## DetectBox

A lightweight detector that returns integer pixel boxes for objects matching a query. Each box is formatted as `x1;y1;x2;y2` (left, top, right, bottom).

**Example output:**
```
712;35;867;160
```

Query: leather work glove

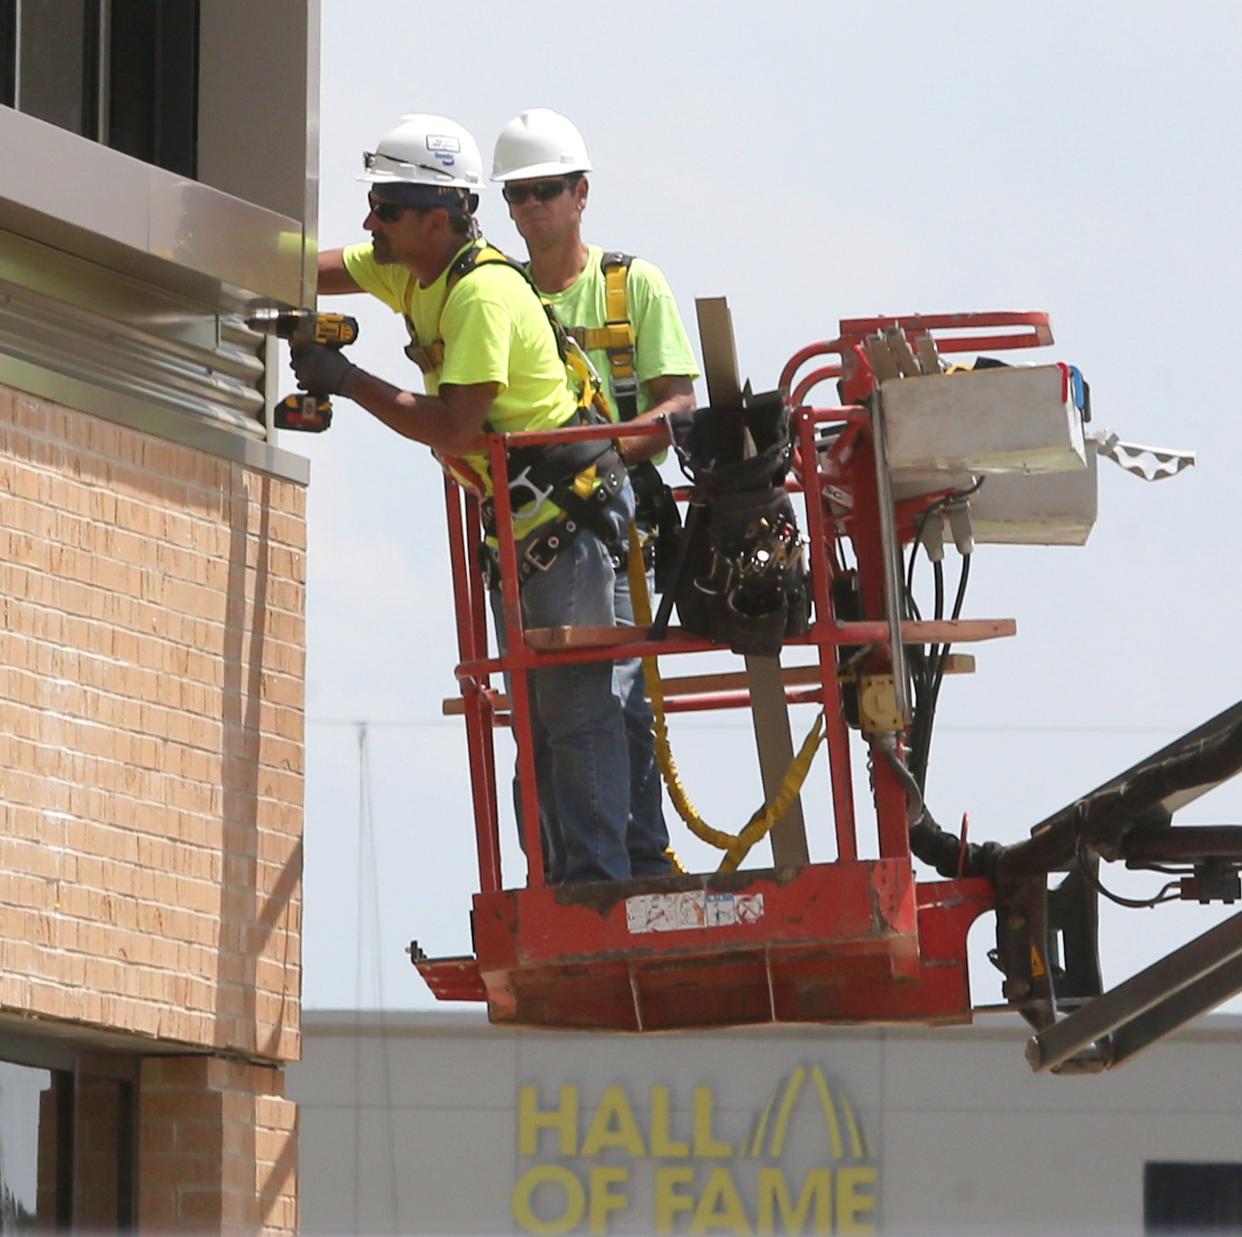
290;342;360;396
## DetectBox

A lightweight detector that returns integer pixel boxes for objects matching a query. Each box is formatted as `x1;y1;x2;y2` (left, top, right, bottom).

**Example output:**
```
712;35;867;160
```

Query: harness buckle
521;528;562;575
608;347;637;377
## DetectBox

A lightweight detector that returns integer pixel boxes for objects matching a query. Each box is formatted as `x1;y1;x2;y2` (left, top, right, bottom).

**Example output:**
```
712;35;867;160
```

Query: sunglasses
369;200;419;223
501;177;575;205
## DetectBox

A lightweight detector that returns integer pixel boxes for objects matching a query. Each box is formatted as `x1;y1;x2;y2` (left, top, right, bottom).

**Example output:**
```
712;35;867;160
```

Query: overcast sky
298;0;1242;1016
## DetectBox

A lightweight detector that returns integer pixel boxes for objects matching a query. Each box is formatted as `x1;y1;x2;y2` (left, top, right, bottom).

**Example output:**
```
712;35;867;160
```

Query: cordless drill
247;308;360;432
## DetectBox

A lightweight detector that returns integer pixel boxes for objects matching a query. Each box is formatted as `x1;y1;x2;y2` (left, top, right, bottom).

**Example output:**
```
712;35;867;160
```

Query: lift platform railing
431;405;1000;1027
442;309;1059;900
443;398;1019;895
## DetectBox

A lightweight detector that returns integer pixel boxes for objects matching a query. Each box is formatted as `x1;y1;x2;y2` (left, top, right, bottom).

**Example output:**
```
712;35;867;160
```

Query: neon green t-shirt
537;245;700;421
342;238;582;535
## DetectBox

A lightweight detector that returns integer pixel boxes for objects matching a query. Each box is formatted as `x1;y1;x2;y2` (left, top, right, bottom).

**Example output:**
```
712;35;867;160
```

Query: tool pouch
664;392;809;656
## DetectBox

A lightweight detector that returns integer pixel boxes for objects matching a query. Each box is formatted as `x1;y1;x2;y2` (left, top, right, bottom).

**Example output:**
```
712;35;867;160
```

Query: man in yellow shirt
294;112;637;884
492;109;700;880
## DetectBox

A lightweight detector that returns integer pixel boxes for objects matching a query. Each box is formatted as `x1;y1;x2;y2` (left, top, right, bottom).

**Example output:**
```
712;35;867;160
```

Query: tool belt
480;450;628;588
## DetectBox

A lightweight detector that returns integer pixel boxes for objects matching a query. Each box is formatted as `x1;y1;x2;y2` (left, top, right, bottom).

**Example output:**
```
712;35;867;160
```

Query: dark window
107;0;198;177
1146;1162;1242;1233
0;0;15;108
1;0;197;176
13;0;96;137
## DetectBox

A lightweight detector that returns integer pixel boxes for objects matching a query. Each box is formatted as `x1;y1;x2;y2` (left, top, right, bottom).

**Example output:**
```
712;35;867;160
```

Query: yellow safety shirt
343;238;582;538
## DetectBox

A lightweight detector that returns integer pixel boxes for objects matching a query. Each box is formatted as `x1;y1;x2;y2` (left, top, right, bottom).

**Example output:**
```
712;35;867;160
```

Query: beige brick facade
139;1057;297;1233
0;381;305;1231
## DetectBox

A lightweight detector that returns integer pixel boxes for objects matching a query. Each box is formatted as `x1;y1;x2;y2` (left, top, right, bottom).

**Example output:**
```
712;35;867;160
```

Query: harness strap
601;252;638;421
402;243;570;372
565;323;635;353
405;243;621;537
402;245;508;374
405;243;606;419
560;252;639;421
505;406;613;496
547;456;627;552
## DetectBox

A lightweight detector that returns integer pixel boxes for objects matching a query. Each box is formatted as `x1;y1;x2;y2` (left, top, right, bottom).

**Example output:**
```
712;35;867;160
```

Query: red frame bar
444;478;502;893
837;310;1053;355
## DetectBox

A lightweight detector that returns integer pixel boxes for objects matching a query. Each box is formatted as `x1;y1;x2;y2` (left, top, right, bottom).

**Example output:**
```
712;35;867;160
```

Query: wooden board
444;655;978;716
522;618;1015;650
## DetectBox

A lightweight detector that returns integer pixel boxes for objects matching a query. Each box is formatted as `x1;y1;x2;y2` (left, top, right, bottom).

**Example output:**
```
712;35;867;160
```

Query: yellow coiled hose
626;523;824;873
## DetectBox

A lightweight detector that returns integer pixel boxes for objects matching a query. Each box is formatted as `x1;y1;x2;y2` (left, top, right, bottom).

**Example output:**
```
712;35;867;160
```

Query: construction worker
296;112;638;884
492;108;699;880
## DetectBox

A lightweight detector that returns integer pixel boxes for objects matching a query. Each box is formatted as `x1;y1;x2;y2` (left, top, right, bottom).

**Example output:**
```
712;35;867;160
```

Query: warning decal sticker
625;891;765;934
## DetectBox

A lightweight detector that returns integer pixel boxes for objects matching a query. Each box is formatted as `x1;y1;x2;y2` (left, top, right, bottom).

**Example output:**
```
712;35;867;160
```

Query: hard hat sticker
625;891;765;934
426;134;461;153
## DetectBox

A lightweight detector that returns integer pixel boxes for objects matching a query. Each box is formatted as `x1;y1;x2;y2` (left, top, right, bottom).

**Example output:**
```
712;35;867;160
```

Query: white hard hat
491;109;593;182
360;113;484;191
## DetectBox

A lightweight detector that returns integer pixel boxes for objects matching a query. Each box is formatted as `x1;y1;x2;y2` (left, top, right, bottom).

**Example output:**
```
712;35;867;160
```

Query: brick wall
0;383;305;1062
139;1056;297;1234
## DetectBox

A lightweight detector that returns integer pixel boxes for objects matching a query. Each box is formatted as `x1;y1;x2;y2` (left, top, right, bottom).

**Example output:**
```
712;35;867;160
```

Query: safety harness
402;242;600;411
401;243;627;584
557;251;683;588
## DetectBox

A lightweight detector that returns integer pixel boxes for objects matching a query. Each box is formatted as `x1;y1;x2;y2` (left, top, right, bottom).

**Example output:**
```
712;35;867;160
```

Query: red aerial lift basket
415;310;1053;1031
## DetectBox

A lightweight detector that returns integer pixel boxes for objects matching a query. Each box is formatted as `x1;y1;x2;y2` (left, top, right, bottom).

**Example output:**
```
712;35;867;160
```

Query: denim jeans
492;484;636;884
611;536;673;877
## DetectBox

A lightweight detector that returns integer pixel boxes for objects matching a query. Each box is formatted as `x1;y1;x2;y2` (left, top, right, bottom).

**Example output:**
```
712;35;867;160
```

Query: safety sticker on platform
625;891;765;934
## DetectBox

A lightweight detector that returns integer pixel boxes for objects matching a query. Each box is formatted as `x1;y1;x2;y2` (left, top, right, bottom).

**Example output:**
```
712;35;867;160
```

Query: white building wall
291;1011;1242;1236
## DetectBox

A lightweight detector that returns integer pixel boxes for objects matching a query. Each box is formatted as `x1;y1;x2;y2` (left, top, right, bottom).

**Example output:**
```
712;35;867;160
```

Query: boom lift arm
994;700;1242;1072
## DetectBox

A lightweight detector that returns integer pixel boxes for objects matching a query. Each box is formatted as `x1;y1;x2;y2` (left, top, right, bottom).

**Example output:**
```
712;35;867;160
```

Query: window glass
0;1060;57;1229
107;0;198;176
15;0;95;136
0;0;15;108
0;1059;135;1231
1;0;197;176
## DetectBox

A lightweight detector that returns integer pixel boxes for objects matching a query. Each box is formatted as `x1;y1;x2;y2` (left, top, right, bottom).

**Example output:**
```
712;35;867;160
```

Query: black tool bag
663;391;810;656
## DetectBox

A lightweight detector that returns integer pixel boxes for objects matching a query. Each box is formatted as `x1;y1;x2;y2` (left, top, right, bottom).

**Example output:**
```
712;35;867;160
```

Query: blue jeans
611;539;673;877
492;486;636;884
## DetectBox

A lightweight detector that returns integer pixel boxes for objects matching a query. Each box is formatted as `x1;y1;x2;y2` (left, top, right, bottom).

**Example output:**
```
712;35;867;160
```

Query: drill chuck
246;308;359;347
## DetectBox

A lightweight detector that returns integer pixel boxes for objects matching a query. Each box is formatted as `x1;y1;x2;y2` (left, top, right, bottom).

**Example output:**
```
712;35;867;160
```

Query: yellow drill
247;309;360;432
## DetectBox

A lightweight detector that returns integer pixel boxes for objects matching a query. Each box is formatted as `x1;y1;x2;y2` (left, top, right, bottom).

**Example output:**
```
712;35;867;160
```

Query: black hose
876;740;1002;881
